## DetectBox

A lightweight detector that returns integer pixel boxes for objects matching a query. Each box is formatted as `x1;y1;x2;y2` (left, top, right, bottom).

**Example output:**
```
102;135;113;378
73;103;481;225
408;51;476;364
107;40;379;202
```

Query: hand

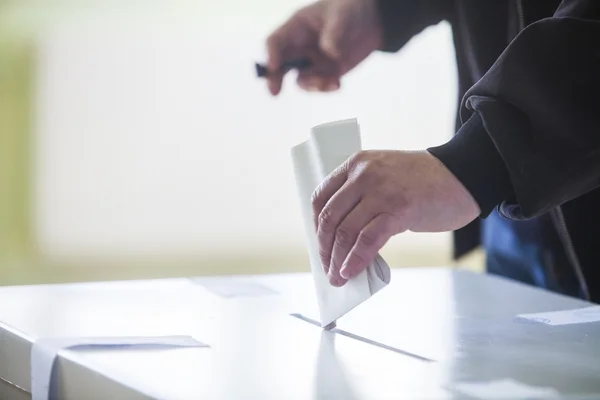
311;150;480;286
265;0;383;95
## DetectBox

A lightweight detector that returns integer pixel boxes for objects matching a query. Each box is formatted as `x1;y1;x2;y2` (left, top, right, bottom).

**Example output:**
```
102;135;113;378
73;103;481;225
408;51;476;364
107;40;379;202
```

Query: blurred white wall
3;0;459;278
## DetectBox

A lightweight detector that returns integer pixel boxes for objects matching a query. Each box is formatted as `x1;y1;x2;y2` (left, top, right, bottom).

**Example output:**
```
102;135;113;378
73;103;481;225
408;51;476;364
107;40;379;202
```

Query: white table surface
0;267;599;399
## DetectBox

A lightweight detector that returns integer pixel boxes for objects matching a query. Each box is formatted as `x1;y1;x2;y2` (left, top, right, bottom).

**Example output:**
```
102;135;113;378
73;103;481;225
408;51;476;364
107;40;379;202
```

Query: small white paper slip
290;118;391;328
450;378;560;399
31;335;207;400
516;305;600;326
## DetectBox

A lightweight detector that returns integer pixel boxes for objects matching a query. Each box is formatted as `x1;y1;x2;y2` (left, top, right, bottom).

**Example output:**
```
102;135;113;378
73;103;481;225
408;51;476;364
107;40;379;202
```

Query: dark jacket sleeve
375;0;452;52
427;0;600;220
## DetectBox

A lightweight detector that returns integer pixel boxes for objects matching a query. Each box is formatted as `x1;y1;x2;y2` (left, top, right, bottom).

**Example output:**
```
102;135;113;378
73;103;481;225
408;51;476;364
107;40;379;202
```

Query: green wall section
0;7;35;268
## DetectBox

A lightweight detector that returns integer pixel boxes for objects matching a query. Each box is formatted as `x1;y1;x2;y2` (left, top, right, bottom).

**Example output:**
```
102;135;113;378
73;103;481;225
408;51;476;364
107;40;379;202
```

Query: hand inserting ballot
311;150;480;287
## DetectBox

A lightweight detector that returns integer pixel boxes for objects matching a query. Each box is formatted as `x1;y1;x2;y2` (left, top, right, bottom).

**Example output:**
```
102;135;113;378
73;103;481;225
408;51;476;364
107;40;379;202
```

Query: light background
0;0;483;285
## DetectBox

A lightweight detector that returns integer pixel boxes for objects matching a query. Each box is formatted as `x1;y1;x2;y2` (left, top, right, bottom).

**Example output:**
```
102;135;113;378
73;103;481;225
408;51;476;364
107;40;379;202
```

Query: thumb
319;12;346;60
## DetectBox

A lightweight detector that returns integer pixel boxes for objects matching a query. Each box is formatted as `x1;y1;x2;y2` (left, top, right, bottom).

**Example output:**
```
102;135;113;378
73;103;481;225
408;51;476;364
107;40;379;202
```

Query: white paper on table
290;118;391;328
449;378;560;399
31;335;208;400
516;305;600;326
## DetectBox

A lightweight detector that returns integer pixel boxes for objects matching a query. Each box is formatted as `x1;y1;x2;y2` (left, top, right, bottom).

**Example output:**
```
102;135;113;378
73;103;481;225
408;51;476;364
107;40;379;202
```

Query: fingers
266;12;320;96
312;169;353;277
265;7;343;95
296;45;342;92
311;164;349;232
339;213;394;280
316;184;362;285
265;32;288;96
297;73;340;92
327;201;378;286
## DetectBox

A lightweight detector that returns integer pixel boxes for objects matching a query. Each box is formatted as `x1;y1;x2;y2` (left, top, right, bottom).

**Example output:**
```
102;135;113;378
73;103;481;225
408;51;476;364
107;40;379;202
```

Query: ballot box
0;267;599;400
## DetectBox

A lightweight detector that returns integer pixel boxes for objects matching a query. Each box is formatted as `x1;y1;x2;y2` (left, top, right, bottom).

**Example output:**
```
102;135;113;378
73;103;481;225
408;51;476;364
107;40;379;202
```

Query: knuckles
357;230;379;248
334;227;353;248
346;150;375;170
349;151;413;216
346;151;364;168
317;208;334;232
311;150;413;237
348;151;385;182
310;186;322;208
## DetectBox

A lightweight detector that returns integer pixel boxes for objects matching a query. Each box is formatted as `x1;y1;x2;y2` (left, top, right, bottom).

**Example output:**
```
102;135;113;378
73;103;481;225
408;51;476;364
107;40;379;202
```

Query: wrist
427;112;515;217
358;0;384;51
425;150;481;216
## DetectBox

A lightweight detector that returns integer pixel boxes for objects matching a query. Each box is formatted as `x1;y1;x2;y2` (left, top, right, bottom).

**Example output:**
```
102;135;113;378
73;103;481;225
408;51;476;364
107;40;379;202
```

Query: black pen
255;58;312;78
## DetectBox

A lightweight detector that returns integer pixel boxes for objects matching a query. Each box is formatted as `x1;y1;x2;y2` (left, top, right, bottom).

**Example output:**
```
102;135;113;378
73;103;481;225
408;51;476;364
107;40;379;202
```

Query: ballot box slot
0;374;28;397
289;313;436;363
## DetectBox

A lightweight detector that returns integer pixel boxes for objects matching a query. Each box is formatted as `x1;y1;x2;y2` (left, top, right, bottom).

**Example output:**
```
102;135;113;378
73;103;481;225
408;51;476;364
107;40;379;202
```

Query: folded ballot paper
291;118;391;328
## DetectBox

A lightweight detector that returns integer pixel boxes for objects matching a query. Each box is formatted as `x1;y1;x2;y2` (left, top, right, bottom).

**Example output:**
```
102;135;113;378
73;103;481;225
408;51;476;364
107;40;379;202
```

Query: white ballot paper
291;118;391;328
516;305;600;326
31;335;207;400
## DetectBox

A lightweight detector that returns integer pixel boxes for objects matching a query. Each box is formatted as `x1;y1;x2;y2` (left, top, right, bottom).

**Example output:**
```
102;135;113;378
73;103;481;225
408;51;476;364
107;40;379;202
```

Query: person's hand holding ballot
311;149;479;287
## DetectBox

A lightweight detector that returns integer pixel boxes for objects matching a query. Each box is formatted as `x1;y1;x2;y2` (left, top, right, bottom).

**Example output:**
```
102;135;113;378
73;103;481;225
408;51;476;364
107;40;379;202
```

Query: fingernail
340;265;349;279
327;272;340;286
325;82;339;91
